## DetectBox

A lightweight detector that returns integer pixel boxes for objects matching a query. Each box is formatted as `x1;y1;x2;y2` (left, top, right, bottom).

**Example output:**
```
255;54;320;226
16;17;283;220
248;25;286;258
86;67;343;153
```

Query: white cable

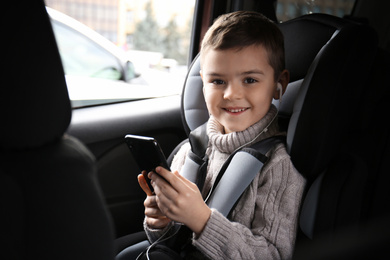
136;222;182;260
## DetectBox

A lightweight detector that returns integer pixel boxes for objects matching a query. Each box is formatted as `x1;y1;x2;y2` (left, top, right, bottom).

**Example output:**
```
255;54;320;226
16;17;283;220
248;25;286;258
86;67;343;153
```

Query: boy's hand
138;171;171;229
137;171;153;196
144;195;171;229
150;167;211;236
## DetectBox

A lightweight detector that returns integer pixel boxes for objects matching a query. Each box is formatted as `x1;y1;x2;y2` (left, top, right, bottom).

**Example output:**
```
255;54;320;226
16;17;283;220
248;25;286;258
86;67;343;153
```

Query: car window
51;20;123;81
276;0;356;21
45;0;195;108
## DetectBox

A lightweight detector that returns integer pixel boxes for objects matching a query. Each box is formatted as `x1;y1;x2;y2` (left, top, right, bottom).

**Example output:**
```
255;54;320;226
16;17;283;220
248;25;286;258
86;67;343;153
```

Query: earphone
277;82;283;103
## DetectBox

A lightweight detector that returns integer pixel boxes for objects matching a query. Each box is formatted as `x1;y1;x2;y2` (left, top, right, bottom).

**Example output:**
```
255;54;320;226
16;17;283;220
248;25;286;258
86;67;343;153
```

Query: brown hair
200;11;285;80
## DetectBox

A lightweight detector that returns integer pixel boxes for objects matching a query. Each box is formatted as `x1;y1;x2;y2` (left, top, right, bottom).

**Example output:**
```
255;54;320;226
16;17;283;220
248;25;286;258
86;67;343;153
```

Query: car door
67;95;187;237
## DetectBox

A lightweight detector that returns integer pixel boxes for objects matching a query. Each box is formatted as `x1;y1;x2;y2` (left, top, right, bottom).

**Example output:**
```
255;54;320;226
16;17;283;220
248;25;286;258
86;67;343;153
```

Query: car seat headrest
280;17;336;82
0;1;71;150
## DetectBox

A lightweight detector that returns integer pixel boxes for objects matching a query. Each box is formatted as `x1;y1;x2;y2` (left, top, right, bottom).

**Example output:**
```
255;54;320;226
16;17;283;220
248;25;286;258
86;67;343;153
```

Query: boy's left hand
149;167;211;236
138;171;153;196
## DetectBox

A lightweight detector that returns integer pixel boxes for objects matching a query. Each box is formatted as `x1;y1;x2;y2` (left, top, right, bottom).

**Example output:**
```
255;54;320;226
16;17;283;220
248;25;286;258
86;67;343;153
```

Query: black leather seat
0;1;115;259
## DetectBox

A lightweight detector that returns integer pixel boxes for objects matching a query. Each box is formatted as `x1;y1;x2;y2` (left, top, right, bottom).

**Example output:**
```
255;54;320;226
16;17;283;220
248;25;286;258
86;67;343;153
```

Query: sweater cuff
192;209;231;258
144;218;176;243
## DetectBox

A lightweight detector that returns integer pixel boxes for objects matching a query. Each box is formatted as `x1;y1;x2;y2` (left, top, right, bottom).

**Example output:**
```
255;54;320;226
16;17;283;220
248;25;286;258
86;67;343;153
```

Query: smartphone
125;134;170;192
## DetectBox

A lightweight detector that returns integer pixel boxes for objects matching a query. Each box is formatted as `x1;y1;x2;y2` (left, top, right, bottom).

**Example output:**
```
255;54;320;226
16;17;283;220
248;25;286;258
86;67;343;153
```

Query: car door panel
67;95;187;237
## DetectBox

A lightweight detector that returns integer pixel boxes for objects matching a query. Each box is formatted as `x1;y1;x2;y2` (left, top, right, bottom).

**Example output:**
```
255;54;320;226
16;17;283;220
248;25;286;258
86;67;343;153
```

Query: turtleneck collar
207;104;280;154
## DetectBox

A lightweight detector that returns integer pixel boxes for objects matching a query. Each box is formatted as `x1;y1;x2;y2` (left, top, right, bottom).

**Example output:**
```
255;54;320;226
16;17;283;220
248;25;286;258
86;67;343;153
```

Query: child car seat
180;12;378;247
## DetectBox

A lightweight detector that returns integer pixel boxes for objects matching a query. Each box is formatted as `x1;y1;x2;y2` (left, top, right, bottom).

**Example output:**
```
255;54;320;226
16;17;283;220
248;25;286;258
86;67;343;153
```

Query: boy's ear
274;69;290;100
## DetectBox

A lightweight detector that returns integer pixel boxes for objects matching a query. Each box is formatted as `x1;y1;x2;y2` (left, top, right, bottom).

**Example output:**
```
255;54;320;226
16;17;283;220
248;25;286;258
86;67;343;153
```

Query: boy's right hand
138;172;171;229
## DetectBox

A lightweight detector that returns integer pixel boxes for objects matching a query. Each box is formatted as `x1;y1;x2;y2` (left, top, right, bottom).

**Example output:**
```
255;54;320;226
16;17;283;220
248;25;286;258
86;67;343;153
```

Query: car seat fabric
1;136;115;260
0;1;115;259
284;16;378;240
293;47;390;260
281;14;378;183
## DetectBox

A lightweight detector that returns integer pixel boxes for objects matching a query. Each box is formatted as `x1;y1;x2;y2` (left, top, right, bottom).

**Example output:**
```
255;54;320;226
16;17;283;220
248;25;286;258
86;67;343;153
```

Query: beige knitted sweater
145;105;306;260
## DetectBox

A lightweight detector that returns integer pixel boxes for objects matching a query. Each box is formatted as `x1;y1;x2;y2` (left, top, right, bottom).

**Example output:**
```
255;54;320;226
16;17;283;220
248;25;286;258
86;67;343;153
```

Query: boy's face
201;45;278;134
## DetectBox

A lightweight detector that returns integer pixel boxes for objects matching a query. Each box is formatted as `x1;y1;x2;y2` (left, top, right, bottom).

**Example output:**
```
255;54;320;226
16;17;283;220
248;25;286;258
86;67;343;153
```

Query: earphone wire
136;222;182;260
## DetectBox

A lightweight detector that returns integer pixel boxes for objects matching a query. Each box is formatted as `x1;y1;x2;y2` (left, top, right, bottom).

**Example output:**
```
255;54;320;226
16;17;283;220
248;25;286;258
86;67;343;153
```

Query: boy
140;11;305;259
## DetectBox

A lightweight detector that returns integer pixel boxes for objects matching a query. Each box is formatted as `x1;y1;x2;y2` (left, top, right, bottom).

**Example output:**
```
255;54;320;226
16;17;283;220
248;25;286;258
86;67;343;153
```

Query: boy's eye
211;79;225;85
244;78;257;84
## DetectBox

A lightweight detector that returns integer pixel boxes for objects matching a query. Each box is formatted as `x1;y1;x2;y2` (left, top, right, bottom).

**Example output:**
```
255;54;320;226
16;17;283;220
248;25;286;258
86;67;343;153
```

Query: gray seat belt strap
205;136;285;217
182;122;209;190
206;150;266;216
182;123;285;217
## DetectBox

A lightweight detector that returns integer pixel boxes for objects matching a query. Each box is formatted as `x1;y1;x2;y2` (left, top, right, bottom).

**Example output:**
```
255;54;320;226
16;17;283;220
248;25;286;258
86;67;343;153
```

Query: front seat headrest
0;1;71;150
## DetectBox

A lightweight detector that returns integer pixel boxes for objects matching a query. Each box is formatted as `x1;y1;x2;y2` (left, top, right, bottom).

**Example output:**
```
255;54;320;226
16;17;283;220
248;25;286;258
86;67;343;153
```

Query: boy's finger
154;166;174;182
138;173;153;196
154;167;190;193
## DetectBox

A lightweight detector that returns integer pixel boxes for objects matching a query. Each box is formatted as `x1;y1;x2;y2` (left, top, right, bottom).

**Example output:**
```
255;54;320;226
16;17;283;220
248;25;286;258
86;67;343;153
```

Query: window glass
52;21;123;80
276;0;356;22
45;0;195;108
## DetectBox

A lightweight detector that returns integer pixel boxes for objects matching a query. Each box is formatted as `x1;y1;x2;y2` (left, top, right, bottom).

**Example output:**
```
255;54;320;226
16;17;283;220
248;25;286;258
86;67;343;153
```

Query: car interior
2;0;390;259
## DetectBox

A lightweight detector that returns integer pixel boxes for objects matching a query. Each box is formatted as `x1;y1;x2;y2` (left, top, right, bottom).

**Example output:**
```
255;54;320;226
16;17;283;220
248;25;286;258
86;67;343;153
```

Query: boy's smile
201;45;279;134
224;107;249;114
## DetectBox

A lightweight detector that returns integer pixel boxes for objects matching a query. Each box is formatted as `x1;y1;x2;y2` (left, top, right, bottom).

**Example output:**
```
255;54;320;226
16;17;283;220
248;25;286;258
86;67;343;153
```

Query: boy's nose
224;82;243;100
